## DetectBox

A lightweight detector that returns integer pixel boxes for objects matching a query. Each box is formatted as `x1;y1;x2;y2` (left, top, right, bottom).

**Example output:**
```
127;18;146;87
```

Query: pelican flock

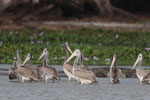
8;43;150;85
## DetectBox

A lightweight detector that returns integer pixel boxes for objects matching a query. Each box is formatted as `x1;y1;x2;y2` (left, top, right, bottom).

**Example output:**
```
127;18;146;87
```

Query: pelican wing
41;66;55;75
17;66;39;80
117;69;122;79
143;71;150;81
136;69;150;77
110;68;122;79
63;63;73;74
74;69;96;81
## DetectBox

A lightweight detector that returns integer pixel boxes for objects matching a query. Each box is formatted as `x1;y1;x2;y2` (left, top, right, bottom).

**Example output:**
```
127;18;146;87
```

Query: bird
9;50;41;83
38;48;60;83
133;53;150;84
63;42;74;81
64;49;97;84
63;42;89;81
8;61;19;81
109;53;122;84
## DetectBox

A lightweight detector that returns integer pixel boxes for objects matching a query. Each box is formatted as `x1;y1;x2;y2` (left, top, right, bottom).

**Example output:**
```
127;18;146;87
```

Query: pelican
63;42;74;81
22;53;42;80
9;61;18;80
65;49;97;84
109;53;122;84
133;53;150;84
38;48;60;83
10;50;41;83
63;42;88;81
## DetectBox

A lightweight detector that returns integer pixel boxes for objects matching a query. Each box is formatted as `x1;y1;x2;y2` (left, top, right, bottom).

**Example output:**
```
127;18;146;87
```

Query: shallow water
0;76;150;100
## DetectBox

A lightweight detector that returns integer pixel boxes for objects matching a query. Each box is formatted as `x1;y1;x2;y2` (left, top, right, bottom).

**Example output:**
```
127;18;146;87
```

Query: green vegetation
0;28;150;65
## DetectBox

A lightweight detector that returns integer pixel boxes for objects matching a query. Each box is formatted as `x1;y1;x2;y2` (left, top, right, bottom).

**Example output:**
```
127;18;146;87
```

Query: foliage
0;28;150;65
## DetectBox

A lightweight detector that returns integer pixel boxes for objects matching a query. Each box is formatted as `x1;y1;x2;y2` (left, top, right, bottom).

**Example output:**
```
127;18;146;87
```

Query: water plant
0;28;150;65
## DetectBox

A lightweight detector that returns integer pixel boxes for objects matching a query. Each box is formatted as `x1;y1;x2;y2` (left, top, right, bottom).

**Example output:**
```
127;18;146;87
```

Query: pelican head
38;48;48;61
132;53;143;69
23;53;32;65
110;53;118;68
64;42;72;54
65;49;81;63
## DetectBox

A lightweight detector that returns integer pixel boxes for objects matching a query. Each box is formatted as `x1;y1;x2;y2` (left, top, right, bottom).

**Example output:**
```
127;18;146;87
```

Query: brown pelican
9;50;41;83
65;49;97;84
133;53;150;84
109;53;122;84
38;48;60;83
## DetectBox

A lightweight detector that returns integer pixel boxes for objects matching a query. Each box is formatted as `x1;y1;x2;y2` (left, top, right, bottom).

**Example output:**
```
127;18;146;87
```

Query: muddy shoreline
0;21;150;32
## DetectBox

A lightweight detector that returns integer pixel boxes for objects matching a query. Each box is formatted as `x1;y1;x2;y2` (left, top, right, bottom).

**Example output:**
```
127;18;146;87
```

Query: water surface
0;76;150;100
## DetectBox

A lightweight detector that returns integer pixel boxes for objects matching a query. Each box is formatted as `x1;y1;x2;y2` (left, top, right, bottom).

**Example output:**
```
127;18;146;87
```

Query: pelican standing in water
65;49;97;84
63;42;74;81
38;48;60;83
63;42;89;81
109;53;122;84
9;50;41;83
22;53;42;80
9;61;18;80
133;53;150;84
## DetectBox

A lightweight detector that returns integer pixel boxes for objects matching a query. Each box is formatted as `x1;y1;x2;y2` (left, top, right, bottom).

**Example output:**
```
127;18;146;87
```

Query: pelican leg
68;77;72;81
21;79;24;83
52;79;54;83
30;79;32;83
45;76;48;83
17;78;19;82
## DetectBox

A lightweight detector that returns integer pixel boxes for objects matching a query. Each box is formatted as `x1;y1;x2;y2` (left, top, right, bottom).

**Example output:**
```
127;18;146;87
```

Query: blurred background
0;0;150;29
0;0;150;65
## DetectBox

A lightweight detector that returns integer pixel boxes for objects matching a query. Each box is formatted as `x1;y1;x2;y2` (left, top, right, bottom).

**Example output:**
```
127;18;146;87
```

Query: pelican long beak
23;54;30;65
110;53;118;68
132;58;139;69
38;48;48;61
65;49;80;63
132;57;140;69
65;42;72;54
38;52;45;61
132;54;142;69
